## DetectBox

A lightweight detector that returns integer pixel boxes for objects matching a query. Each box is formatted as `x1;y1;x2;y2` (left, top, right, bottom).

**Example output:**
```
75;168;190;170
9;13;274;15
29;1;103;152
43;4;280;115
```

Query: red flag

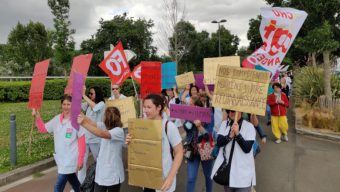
28;59;50;109
64;54;93;94
99;42;131;85
131;64;141;83
140;61;161;98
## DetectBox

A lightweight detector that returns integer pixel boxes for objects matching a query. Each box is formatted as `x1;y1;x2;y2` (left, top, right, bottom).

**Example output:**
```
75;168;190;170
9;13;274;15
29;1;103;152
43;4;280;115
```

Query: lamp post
211;19;227;57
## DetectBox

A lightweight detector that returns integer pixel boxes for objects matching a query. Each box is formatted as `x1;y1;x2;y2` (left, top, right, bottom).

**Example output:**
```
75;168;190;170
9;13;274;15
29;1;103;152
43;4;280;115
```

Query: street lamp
211;19;227;57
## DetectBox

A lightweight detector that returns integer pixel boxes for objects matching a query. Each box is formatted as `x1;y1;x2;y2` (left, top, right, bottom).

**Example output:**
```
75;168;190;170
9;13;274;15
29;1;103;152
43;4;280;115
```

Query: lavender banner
194;73;214;92
71;72;85;130
170;104;212;123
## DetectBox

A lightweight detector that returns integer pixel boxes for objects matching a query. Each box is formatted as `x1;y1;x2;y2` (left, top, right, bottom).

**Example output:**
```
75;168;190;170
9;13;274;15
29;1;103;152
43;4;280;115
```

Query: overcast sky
0;0;268;55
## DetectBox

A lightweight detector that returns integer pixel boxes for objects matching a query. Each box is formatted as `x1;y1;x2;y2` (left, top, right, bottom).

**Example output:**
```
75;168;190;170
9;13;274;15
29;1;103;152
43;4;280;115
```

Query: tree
247;15;262;52
4;22;52;75
80;14;157;75
211;25;239;57
48;0;75;76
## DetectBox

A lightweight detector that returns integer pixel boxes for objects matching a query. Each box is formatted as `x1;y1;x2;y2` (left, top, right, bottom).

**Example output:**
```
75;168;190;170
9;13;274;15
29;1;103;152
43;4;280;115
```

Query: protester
77;107;125;192
280;78;290;98
32;95;85;192
211;110;256;192
78;86;106;184
183;95;214;192
181;84;199;104
267;83;289;144
125;94;184;192
108;84;126;100
266;81;275;126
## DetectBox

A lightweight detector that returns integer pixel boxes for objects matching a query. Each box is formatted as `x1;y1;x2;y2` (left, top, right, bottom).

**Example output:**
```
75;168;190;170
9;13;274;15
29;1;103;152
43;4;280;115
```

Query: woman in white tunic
126;93;184;192
78;106;124;192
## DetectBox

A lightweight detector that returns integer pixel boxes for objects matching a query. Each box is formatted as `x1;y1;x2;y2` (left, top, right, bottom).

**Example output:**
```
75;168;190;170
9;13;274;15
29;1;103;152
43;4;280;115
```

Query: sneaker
267;121;271;126
275;139;282;144
283;135;288;142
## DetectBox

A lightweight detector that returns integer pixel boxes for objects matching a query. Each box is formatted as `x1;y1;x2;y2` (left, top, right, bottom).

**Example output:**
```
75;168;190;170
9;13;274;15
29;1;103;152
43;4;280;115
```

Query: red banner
28;59;50;109
140;61;161;98
99;42;131;85
64;54;93;94
131;64;141;84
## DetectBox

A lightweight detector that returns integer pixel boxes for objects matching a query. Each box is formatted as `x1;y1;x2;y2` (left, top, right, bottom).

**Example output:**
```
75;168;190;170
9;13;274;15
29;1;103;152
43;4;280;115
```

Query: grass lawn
0;100;60;174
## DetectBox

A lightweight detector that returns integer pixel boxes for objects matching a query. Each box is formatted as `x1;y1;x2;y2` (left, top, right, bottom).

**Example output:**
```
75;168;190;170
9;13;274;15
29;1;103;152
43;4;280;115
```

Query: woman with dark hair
78;86;106;184
32;95;86;192
181;84;199;105
77;106;125;192
126;94;184;192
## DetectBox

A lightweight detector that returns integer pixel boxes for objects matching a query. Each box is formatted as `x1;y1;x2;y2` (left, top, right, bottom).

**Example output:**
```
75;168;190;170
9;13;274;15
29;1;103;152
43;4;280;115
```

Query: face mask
185;121;193;130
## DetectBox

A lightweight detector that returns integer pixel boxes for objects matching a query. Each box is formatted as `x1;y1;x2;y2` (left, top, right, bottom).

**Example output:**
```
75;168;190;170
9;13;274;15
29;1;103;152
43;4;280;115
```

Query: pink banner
194;74;214;92
169;104;211;123
71;72;84;130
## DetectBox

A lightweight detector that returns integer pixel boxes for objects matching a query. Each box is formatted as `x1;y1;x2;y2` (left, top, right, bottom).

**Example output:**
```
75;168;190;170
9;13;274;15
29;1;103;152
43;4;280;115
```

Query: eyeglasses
112;88;119;90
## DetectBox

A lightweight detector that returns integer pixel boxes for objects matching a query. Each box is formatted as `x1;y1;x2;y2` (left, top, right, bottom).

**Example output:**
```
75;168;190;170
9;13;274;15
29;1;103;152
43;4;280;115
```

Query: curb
0;157;55;187
295;127;340;142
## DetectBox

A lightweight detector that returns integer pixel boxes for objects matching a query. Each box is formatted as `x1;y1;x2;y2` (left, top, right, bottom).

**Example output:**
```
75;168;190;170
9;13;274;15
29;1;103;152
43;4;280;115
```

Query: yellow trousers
271;116;288;139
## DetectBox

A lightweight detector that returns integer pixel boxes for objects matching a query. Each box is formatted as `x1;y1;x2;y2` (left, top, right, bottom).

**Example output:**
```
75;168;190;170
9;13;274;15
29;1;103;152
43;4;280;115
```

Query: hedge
0;78;140;102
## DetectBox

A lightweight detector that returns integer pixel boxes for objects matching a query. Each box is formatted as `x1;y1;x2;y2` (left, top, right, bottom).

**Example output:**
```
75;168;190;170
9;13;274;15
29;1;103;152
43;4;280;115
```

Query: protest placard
161;62;177;89
128;119;163;190
194;73;214;92
175;71;195;88
212;66;270;116
105;97;137;128
28;59;50;109
170;104;211;123
71;72;85;130
204;56;240;84
140;61;161;98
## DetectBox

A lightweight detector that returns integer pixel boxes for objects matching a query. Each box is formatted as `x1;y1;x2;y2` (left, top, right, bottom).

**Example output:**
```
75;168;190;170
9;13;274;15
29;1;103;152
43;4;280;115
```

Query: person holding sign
32;95;85;192
78;86;106;184
181;84;199;105
267;82;289;144
126;94;184;192
108;84;127;100
211;110;256;192
77;107;125;192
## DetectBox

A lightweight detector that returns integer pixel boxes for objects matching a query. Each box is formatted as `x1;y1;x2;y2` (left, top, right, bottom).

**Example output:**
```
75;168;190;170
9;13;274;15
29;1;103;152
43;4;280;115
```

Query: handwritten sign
161;62;177;89
212;66;270;116
140;61;161;98
170;104;212;123
106;97;137;128
128;119;163;190
28;59;50;109
71;72;85;130
204;56;240;84
175;71;195;88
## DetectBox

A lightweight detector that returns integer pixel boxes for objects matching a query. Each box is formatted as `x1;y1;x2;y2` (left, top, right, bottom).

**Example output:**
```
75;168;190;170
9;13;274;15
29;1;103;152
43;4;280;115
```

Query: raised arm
32;109;47;133
77;113;111;139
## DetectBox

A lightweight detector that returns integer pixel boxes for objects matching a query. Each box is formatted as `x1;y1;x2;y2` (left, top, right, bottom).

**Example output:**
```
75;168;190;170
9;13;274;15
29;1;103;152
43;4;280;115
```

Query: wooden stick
28;112;36;156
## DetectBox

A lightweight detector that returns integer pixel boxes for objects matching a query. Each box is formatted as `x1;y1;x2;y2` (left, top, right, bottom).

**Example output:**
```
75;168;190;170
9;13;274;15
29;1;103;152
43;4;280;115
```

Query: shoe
267;121;271;126
283;135;288;142
275;139;281;144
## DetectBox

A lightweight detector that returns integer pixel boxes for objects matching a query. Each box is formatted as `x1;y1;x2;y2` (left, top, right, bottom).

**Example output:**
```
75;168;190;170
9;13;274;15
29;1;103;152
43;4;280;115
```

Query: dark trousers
143;188;156;192
94;182;121;192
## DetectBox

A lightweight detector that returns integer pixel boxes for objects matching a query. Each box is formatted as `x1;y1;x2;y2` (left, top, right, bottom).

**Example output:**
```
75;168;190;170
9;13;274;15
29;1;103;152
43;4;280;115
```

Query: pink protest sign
194;74;214;92
170;104;212;123
71;72;84;130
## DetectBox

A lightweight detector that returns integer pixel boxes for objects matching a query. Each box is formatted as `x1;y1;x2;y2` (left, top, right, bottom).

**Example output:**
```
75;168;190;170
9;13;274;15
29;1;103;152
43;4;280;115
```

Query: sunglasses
112;88;119;90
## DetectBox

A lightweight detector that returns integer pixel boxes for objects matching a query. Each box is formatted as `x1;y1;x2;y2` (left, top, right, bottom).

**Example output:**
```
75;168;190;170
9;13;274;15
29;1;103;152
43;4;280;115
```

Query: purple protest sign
71;72;85;130
170;104;212;123
194;74;214;92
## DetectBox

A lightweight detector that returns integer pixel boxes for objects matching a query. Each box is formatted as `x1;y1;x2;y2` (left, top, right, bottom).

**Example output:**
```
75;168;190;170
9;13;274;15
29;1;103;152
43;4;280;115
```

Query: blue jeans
186;156;213;192
266;104;271;123
54;173;80;192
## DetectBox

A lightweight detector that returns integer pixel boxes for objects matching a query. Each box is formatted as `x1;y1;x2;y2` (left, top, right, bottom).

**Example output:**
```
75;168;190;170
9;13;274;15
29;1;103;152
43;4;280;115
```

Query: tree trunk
323;50;332;109
312;52;317;67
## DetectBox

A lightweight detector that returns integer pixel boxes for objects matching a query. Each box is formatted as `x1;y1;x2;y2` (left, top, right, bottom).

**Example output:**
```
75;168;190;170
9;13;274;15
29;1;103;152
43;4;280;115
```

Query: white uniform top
214;108;223;133
158;119;182;192
211;120;256;188
108;94;126;100
95;123;125;186
45;114;84;174
81;101;105;144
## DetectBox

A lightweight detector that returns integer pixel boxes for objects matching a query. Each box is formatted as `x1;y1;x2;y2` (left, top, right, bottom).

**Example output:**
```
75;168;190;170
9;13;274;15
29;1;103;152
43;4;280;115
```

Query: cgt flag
242;7;307;79
131;64;141;84
99;42;131;85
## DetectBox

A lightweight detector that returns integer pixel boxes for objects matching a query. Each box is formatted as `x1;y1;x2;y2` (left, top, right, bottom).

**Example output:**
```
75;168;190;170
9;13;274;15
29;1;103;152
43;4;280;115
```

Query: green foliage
247;15;262;52
80;13;157;76
0;78;140;102
293;67;340;106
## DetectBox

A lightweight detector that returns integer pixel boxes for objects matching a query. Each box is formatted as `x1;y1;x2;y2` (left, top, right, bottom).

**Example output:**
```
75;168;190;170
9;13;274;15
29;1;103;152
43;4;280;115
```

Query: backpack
165;120;174;160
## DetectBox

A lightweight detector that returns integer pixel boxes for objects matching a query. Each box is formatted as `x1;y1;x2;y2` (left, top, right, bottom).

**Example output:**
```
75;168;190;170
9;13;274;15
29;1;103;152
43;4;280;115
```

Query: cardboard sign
65;54;92;94
71;72;85;130
106;97;137;128
169;104;212;123
28;59;50;109
140;61;161;98
161;62;177;89
131;64;141;84
128;119;163;190
175;71;195;88
242;7;307;79
204;56;240;84
212;66;270;116
99;42;131;85
194;73;214;92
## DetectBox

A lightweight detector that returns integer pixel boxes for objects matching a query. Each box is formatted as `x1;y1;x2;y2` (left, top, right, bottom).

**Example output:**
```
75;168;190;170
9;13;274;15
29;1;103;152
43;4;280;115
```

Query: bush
0;78;140;102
